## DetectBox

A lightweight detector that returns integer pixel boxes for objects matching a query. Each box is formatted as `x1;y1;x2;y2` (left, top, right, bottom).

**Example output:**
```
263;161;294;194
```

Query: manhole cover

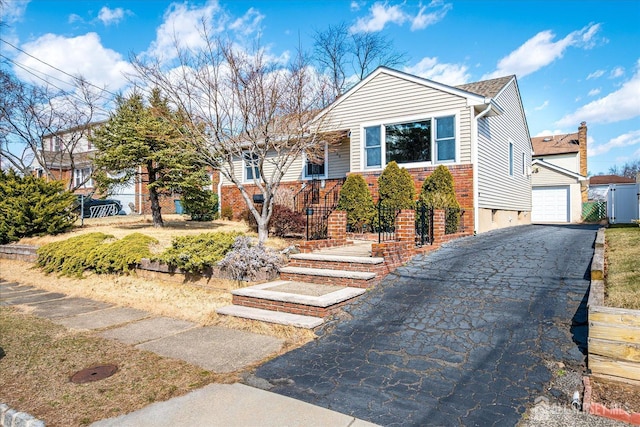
70;364;118;384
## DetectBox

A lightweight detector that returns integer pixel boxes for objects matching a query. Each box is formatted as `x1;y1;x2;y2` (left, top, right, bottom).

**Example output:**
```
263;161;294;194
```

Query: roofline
315;66;492;122
532;159;587;181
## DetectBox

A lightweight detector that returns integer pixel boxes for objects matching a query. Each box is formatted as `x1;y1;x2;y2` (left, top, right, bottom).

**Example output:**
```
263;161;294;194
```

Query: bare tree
313;22;406;100
608;159;640;179
0;69;101;189
132;33;339;242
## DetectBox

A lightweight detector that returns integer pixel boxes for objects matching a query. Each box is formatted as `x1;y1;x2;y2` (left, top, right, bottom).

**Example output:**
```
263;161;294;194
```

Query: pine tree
420;165;461;233
378;161;416;209
337;174;376;231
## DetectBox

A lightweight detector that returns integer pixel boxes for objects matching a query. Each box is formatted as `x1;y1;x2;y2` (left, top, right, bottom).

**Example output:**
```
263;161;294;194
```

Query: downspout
138;165;142;215
217;173;223;218
473;102;493;234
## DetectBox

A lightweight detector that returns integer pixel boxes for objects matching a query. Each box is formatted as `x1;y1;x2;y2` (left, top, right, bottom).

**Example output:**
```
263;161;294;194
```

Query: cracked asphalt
255;224;598;426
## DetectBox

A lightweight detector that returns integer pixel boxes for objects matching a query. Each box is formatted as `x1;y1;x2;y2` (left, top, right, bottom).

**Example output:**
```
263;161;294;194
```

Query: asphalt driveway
255;224;598;426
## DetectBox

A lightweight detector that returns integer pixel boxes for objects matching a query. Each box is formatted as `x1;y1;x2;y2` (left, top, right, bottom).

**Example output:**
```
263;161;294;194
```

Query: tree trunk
147;162;164;228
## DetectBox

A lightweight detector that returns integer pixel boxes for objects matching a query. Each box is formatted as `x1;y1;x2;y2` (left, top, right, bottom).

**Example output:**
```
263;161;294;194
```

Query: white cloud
350;1;450;33
0;0;30;25
610;66;624;78
534;100;549;111
586;69;605;80
15;33;134;92
588;88;601;96
557;59;640;127
228;7;264;36
483;23;602;79
97;6;130;26
535;129;566;137
404;57;470;85
68;13;83;24
350;1;364;11
588;130;640;157
144;0;226;64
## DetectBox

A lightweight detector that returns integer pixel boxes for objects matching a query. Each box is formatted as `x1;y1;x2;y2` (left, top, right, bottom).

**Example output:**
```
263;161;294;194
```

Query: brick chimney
578;121;588;202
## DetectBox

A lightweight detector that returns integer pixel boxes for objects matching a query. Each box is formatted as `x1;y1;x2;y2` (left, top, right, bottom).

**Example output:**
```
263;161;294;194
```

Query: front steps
217;246;380;328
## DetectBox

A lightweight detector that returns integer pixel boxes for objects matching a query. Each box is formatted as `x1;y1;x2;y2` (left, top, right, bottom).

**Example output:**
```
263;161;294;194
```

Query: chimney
578;121;588;203
578;121;587;177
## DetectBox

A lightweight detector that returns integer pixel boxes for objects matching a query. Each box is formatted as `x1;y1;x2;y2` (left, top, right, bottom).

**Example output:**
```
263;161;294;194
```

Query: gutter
472;103;494;233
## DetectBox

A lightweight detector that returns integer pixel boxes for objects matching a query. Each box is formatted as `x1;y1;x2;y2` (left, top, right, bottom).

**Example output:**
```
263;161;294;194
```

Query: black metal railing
305;206;330;240
415;202;434;246
375;201;400;243
296;178;345;241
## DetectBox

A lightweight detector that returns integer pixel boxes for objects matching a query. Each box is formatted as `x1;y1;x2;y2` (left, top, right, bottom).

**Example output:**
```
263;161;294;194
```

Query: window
52;136;62;152
364;115;456;169
74;167;92;188
243;152;260;181
364;126;381;168
303;144;327;179
508;142;514;176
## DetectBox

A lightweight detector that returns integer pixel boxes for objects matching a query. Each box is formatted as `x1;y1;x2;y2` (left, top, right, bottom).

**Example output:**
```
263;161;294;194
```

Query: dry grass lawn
604;226;640;310
0;216;314;425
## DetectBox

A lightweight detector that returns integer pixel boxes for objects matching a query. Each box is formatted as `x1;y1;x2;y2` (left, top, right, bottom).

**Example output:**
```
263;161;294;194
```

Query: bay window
364;114;456;169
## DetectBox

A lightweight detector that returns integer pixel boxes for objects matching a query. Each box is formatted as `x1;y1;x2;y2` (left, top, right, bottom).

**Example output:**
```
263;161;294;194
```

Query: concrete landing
232;280;366;308
280;266;376;280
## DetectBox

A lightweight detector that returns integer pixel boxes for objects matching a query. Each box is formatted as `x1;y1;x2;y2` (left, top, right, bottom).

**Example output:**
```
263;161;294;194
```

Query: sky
1;0;639;175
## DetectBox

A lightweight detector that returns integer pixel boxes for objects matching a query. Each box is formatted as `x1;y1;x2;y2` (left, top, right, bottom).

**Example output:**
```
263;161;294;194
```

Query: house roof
455;75;515;98
41;150;95;169
589;174;636;185
531;132;580;156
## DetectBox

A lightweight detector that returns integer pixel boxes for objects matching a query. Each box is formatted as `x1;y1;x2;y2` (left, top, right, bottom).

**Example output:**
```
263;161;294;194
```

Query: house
588;174;636;201
220;66;533;234
530;122;588;223
36;123;202;215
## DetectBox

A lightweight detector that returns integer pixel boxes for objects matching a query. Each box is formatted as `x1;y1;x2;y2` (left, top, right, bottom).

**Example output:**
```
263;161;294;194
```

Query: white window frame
74;167;93;188
361;111;459;171
508;141;514;177
302;142;328;180
242;152;261;183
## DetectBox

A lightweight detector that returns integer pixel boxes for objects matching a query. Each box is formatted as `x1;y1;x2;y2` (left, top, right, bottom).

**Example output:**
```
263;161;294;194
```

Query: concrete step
279;266;377;288
287;253;384;272
216;305;323;329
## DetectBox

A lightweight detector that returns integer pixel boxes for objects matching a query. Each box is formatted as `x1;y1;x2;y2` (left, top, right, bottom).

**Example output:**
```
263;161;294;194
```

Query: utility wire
0;37;120;98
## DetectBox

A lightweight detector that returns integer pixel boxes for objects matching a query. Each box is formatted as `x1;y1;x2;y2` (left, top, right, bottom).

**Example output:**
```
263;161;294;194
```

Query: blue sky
1;0;639;175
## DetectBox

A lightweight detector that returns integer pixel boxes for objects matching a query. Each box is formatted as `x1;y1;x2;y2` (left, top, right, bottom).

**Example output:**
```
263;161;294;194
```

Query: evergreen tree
378;161;416;209
420;165;461;234
337;174;376;231
90;89;203;227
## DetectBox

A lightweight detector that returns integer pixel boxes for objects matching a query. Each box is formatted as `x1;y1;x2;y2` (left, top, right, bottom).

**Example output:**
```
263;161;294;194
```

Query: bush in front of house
420;165;461;234
377;161;416;209
0;170;77;244
182;188;219;221
88;233;158;274
217;236;283;281
36;233;113;277
220;204;234;220
242;204;305;237
337;174;376;232
154;231;243;274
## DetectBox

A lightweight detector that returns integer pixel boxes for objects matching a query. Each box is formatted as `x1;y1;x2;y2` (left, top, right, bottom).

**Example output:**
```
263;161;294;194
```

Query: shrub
337;174;376;231
218;236;283;281
88;233;158;274
270;204;305;237
36;233;113;277
378;161;416;209
420;165;461;234
220;204;233;220
0;170;77;244
154;231;243;274
182;188;219;221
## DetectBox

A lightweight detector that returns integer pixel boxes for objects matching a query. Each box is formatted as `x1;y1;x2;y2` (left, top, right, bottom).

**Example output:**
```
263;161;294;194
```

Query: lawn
604;226;640;310
0;215;314;425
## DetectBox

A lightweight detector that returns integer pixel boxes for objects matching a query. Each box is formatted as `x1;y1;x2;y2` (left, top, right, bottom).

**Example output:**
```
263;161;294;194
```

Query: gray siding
477;80;532;211
320;72;473;171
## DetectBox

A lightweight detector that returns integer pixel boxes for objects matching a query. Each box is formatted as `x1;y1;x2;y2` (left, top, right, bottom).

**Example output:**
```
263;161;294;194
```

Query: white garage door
532;186;570;223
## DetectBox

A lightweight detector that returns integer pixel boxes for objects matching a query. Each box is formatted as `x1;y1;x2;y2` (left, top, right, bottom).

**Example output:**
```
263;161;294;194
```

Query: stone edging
0;244;38;262
582;377;640;425
0;403;45;427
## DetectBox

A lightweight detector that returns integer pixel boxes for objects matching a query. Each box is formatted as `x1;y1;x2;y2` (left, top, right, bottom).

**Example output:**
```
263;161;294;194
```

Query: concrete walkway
255;225;603;426
0;280;377;426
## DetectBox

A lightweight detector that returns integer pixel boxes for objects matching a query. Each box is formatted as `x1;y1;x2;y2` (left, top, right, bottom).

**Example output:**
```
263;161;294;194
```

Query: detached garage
532;186;569;223
531;160;586;223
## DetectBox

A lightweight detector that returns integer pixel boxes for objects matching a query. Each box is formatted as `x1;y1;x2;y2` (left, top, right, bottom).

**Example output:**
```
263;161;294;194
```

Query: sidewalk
0;280;377;426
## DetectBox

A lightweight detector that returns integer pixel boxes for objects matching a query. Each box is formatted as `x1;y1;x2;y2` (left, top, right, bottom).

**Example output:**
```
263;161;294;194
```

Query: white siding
477;80;532;211
531;164;579;186
534;153;580;174
319;72;473;172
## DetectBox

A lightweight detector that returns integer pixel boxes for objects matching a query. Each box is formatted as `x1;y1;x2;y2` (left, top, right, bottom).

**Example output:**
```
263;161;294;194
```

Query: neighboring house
530;122;588;223
588;174;636;201
220;66;533;234
36;123;203;215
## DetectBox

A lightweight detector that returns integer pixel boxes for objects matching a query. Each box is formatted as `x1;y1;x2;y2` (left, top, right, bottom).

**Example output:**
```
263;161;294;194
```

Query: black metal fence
415;202;434;246
376;202;401;243
305;206;331;240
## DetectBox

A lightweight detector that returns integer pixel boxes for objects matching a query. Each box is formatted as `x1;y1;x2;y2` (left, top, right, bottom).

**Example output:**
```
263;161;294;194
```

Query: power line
0;37;120;98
